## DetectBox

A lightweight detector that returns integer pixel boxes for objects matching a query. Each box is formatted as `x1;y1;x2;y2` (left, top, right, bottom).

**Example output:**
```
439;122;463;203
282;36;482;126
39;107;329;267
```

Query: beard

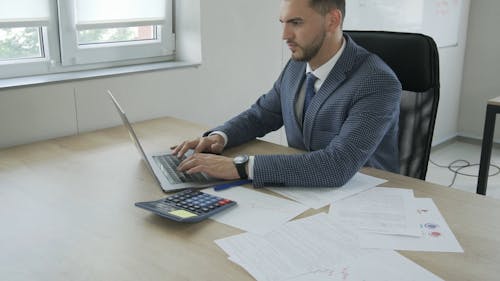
290;30;326;62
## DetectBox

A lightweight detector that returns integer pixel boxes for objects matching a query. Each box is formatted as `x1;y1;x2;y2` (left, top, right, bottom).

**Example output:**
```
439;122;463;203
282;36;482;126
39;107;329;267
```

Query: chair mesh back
346;31;440;180
399;89;438;179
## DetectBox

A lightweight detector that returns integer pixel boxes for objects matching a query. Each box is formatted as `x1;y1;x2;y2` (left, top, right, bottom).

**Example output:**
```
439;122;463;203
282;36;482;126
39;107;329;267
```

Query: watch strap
235;162;248;179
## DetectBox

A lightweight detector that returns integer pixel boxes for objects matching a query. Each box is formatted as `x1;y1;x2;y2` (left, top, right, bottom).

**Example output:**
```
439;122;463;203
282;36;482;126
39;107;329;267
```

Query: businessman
173;0;402;188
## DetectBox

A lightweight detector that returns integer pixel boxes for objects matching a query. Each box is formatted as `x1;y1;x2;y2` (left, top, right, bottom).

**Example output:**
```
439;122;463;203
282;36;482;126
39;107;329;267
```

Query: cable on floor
429;159;500;187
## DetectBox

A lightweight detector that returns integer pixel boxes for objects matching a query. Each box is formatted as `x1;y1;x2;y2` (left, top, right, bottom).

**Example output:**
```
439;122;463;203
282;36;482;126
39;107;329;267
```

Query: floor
426;140;500;199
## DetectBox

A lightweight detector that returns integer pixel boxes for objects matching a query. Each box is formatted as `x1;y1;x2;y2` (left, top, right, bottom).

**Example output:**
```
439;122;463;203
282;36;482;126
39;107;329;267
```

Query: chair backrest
346;31;440;180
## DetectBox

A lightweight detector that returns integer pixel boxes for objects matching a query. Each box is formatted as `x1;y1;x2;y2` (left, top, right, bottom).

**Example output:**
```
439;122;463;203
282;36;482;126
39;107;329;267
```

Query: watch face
234;155;249;164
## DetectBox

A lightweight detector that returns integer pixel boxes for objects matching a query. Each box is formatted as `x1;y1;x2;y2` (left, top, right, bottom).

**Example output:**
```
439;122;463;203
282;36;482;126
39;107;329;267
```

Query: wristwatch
233;154;249;179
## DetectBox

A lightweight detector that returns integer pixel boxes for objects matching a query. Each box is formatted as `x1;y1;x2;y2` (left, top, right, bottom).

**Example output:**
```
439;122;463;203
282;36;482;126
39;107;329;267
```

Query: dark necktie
302;72;318;123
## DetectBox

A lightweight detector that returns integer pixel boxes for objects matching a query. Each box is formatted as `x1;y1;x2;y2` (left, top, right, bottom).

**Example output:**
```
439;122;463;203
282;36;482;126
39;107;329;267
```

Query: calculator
135;189;237;223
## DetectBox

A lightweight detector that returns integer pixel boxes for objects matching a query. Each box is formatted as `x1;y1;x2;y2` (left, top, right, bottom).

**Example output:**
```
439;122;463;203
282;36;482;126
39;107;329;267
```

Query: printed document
267;172;386;209
205;187;308;234
215;213;362;281
359;198;464;252
286;250;444;281
216;213;444;281
329;187;421;236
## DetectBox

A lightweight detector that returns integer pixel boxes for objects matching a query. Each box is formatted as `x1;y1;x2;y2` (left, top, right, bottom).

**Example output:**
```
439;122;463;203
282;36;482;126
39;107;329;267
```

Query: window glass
78;25;158;45
0;27;43;61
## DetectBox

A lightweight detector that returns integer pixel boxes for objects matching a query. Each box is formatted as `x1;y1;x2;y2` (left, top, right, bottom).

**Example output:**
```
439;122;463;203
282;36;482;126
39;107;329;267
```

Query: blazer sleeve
252;66;402;188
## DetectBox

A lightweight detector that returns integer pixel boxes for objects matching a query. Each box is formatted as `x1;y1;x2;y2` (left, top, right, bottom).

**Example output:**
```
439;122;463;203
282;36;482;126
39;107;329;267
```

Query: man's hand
171;134;225;158
177;153;240;180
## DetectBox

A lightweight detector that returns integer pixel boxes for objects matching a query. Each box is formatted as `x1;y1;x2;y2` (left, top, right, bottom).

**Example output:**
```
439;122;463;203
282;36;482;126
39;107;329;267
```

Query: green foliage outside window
0;27;41;61
78;28;136;45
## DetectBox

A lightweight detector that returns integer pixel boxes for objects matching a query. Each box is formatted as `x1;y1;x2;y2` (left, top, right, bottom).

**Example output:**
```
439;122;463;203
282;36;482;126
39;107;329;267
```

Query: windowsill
0;60;201;90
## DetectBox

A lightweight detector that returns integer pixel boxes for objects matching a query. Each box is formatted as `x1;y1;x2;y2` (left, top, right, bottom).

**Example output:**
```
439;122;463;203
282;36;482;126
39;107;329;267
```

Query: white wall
459;0;500;141
0;0;475;149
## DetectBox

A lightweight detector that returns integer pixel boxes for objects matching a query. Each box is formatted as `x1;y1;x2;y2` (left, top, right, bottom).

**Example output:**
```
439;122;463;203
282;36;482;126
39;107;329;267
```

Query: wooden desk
1;117;499;281
477;96;500;195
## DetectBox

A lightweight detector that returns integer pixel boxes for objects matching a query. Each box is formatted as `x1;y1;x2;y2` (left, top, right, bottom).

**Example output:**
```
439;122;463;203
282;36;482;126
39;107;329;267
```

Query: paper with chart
329;187;421;236
216;213;443;281
359;198;463;252
266;172;387;209
204;187;308;234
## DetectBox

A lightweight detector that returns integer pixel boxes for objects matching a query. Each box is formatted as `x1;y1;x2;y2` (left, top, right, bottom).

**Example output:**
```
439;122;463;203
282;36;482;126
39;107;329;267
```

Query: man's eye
291;20;303;26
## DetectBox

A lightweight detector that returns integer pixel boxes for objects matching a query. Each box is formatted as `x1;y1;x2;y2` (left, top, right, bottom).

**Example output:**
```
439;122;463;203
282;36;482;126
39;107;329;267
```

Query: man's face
280;0;327;62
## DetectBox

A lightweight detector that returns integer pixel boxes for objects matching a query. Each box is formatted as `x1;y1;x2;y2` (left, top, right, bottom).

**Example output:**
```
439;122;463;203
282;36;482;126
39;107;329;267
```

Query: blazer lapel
302;35;360;150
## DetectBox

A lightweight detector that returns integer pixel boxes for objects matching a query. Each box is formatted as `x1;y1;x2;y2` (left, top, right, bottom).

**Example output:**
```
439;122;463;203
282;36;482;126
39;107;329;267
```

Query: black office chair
346;31;440;180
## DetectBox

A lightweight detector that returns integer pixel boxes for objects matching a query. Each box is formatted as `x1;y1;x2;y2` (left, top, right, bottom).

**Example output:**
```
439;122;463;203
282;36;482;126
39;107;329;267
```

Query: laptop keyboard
153;154;210;184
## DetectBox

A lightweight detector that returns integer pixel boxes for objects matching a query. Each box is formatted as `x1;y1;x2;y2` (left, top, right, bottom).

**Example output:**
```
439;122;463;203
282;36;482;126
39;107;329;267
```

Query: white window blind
0;0;50;27
75;0;166;30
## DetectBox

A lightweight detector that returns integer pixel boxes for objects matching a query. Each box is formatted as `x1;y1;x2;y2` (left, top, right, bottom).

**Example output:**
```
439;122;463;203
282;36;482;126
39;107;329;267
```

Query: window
0;1;49;62
0;0;53;78
58;0;174;65
0;0;175;79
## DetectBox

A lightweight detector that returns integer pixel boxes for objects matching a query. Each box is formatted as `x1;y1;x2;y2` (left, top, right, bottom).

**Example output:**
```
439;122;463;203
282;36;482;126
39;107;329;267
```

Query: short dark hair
309;0;345;21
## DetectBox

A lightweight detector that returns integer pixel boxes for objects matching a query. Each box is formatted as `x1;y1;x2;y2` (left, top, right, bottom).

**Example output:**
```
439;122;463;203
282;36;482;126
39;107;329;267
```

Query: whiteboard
343;0;464;47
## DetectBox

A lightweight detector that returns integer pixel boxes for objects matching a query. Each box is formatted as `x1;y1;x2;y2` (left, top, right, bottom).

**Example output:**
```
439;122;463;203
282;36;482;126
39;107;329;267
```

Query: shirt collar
306;37;346;84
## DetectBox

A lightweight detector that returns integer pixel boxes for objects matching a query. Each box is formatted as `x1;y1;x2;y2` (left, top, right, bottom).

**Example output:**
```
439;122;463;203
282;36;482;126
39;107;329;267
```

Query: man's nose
282;25;292;41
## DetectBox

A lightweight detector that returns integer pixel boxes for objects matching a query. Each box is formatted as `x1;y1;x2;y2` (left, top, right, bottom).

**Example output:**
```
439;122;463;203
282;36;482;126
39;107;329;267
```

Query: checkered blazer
211;34;402;188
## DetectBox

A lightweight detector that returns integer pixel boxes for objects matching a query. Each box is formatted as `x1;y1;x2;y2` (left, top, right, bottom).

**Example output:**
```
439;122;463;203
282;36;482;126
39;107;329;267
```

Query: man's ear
326;8;342;32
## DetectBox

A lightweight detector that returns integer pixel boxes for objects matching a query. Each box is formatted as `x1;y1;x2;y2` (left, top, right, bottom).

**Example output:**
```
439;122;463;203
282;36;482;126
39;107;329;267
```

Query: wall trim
432;134;500;153
0;61;200;90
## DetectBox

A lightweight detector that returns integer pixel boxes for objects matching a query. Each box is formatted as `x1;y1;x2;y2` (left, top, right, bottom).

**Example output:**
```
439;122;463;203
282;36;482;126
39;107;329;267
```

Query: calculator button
154;204;175;212
218;199;230;205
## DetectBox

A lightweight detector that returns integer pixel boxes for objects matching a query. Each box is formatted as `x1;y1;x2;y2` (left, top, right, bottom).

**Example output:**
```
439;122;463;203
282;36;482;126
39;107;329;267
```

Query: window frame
0;0;60;79
57;0;175;66
0;0;176;79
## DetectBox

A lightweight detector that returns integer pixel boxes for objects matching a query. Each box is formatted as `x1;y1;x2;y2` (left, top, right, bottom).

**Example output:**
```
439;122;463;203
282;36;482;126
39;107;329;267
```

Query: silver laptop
107;90;228;192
